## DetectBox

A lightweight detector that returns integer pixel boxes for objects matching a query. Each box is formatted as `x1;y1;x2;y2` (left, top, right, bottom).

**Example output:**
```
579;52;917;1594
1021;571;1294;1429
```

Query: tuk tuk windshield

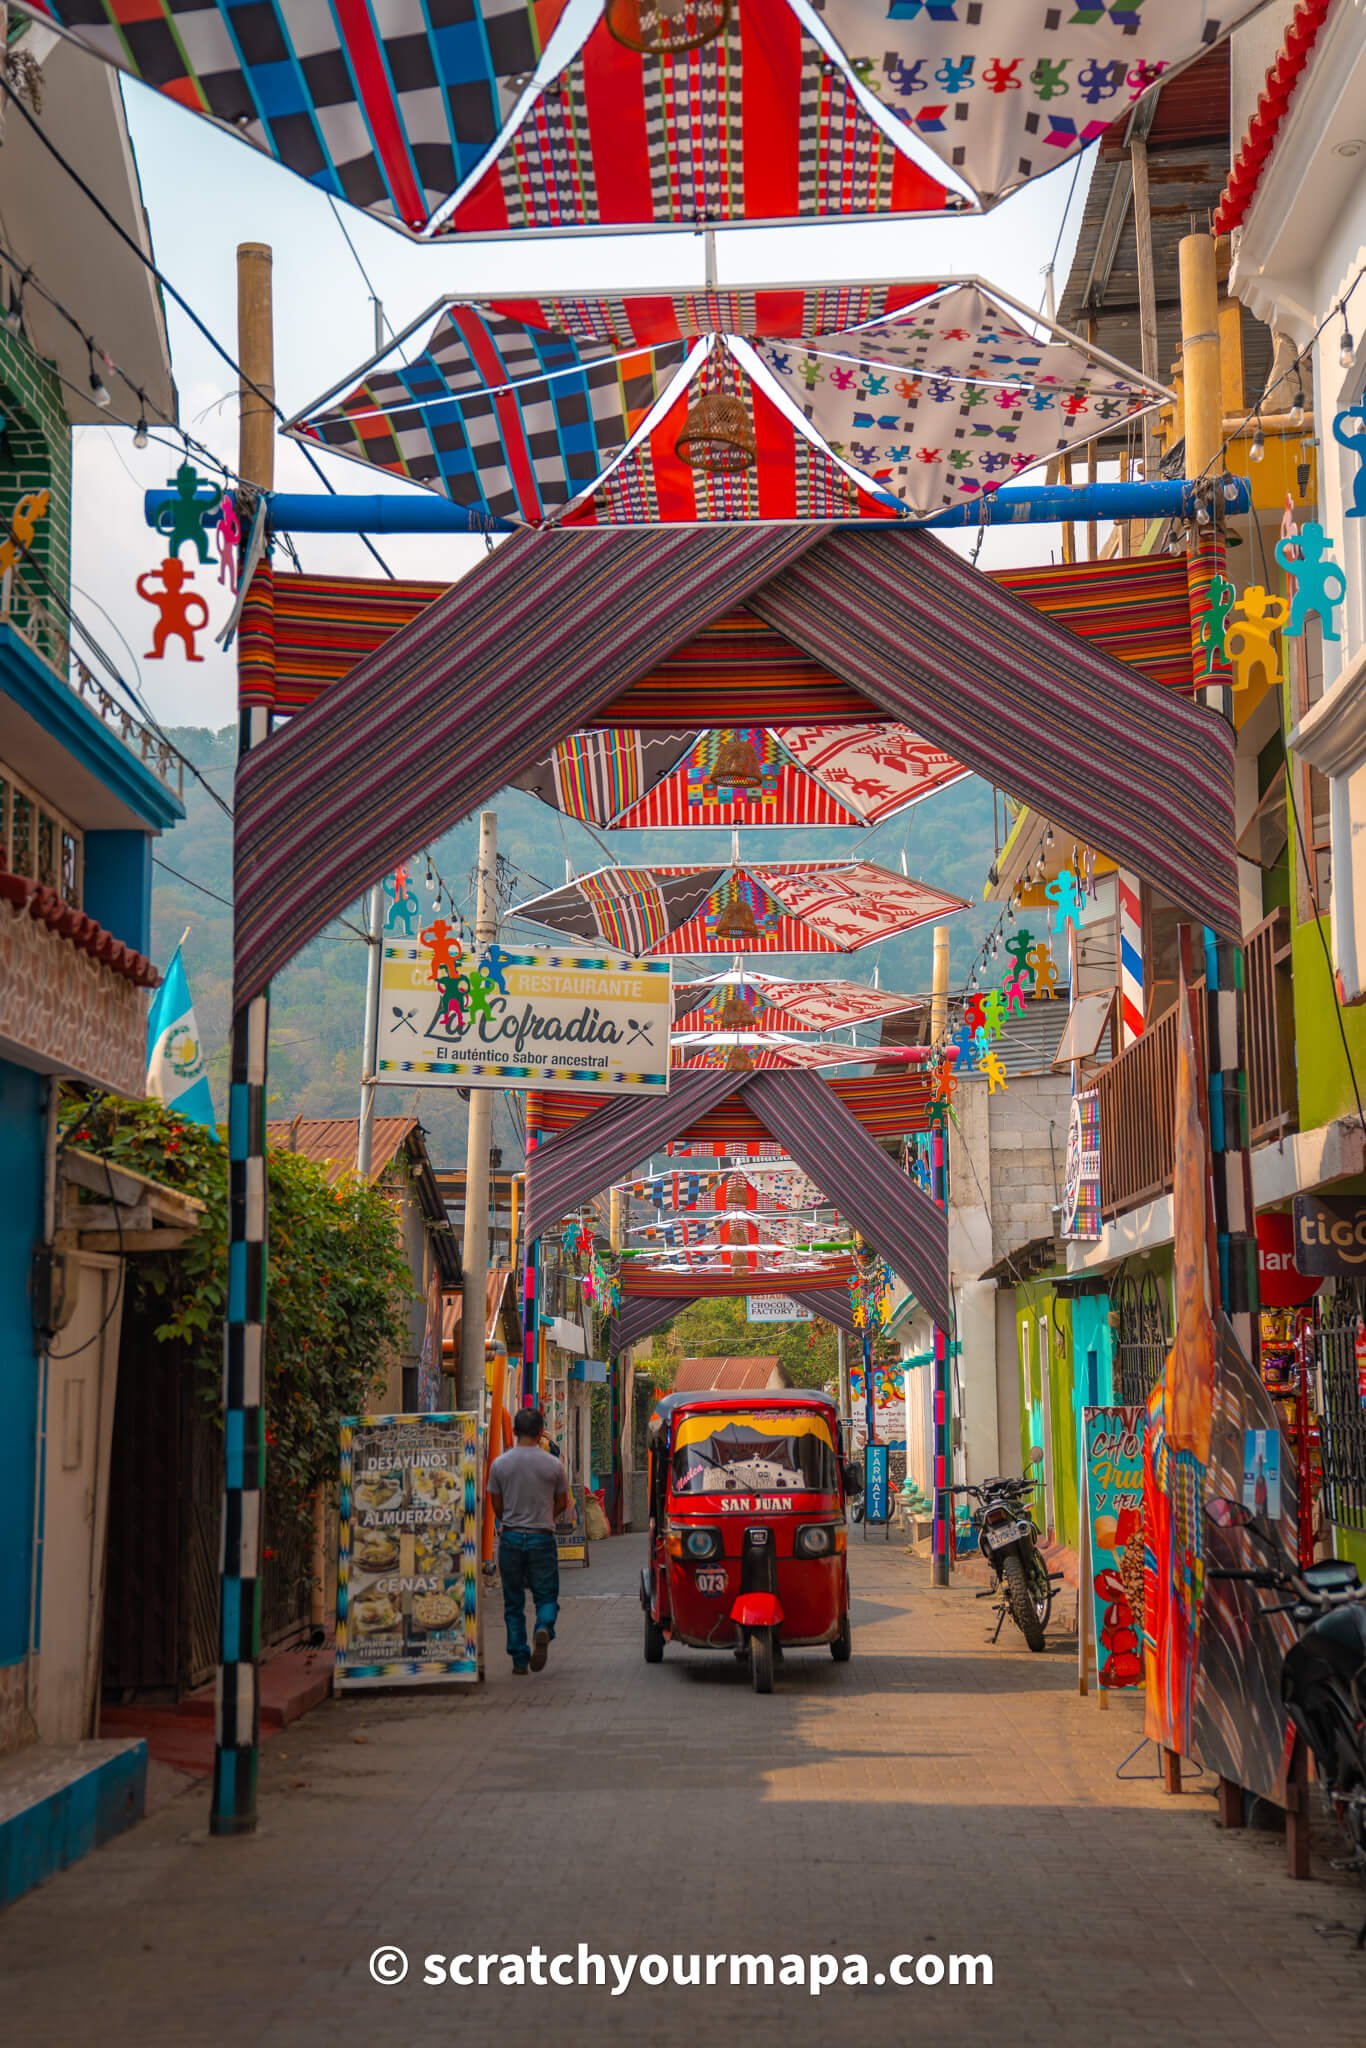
671;1411;839;1497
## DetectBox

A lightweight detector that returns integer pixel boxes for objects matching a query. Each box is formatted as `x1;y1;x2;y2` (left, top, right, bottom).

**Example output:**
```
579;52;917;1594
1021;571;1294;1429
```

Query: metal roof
672;1356;790;1392
267;1116;417;1182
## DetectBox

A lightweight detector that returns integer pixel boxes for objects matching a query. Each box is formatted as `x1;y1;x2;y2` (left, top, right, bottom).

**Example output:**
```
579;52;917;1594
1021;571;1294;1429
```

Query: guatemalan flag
146;941;217;1131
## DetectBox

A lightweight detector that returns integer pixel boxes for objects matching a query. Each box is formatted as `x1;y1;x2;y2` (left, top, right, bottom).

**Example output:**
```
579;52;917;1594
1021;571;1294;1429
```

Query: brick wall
0;324;72;668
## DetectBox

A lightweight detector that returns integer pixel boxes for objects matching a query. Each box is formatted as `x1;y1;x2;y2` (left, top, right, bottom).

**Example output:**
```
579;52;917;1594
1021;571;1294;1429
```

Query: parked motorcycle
949;1448;1057;1652
1208;1497;1366;1914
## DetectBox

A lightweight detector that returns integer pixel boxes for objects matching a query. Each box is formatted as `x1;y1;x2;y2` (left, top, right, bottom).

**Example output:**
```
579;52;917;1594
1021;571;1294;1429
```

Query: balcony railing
1090;910;1296;1220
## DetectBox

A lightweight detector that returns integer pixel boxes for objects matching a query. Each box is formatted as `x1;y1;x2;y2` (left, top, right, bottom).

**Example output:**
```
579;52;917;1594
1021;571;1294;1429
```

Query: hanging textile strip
784;1287;859;1338
234;523;817;1003
447;0;955;235
745;529;1239;943
623;1263;856;1298
607;1295;693;1354
523;1070;936;1143
524;1068;743;1242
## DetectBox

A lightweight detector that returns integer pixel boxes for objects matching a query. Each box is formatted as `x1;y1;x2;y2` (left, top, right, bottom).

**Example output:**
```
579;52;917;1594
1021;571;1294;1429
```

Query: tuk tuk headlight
795;1524;836;1559
682;1527;722;1561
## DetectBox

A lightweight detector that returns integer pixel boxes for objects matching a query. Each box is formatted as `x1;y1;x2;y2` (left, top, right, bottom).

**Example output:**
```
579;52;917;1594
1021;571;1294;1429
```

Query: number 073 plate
694;1568;728;1594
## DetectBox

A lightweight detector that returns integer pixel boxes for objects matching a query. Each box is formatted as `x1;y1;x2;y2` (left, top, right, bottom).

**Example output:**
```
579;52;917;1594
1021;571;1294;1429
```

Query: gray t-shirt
488;1446;568;1533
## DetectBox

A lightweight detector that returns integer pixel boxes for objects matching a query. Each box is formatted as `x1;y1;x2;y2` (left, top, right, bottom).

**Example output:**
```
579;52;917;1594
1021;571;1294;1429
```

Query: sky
71;58;1094;731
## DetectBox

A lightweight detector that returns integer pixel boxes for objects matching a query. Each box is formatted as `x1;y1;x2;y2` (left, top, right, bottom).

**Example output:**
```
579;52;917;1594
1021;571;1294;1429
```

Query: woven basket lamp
708;730;763;789
607;0;730;54
723;1042;755;1072
714;890;761;941
719;992;759;1028
676;385;757;473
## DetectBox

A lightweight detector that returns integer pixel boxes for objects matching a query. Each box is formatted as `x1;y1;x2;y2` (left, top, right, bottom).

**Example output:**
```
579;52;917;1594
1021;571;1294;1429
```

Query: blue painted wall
0;1058;42;1671
82;831;152;954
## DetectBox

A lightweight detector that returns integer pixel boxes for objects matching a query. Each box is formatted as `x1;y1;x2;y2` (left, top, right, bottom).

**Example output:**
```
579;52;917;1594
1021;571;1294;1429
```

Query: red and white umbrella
673;968;925;1034
670;1035;925;1071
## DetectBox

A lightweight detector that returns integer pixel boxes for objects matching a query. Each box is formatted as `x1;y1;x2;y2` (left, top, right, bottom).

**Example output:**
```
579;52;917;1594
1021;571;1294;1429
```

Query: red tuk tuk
640;1389;859;1693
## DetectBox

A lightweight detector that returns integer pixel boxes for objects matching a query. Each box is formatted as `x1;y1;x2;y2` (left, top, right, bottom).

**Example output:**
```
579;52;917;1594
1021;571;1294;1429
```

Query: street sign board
745;1294;814;1322
376;943;671;1093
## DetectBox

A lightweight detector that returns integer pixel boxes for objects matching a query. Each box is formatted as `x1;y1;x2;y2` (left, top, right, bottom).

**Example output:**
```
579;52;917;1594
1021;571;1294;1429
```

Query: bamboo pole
1131;139;1160;481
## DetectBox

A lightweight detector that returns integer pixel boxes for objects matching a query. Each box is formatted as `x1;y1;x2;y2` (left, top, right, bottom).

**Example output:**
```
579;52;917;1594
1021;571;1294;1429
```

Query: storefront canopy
234;524;1240;1003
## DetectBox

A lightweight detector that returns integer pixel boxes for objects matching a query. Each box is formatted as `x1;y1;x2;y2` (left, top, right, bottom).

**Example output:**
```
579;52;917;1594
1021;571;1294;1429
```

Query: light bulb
1194;501;1211;526
88;351;111;408
133;417;149;450
1340;322;1356;370
4;297;22;335
1289;382;1305;428
1249;419;1265;462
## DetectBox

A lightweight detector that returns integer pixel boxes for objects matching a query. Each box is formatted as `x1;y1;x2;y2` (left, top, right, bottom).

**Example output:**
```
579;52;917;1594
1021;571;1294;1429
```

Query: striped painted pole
213;244;274;1837
1117;871;1145;1046
522;1128;541;1406
1201;930;1260;1369
929;1118;951;1586
863;1324;875;1445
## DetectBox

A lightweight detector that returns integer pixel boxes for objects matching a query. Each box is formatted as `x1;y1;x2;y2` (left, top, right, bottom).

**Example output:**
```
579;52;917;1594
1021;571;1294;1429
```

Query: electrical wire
0;76;396;580
153;857;233;908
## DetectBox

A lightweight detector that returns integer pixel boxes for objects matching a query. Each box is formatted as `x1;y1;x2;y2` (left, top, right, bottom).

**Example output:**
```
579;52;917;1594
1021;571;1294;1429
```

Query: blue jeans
498;1530;560;1668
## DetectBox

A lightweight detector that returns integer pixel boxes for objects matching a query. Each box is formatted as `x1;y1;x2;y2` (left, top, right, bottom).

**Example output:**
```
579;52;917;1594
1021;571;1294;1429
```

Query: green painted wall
1289;913;1366;1133
0;323;72;670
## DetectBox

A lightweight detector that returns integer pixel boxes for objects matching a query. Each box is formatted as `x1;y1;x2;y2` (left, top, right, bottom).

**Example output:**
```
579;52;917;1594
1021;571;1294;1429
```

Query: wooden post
213;242;275;1839
1217;1775;1245;1828
1162;1749;1183;1795
1285;1733;1311;1879
1130;136;1160;481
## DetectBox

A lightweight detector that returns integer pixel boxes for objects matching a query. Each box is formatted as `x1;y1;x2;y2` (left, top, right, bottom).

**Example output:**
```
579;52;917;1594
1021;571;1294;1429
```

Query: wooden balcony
1090;910;1296;1220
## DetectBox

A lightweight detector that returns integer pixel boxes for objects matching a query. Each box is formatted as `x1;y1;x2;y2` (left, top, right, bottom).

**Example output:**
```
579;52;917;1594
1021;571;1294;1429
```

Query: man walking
487;1408;569;1675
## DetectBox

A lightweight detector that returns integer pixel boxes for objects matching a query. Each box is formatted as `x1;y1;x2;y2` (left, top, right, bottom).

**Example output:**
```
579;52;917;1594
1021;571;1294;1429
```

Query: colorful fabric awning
672;1036;924;1069
749;282;1166;518
293;283;1164;525
673;969;924;1034
442;0;957;233
809;0;1267;206
511;721;966;828
512;858;968;954
17;0;560;237
233;525;1240;1006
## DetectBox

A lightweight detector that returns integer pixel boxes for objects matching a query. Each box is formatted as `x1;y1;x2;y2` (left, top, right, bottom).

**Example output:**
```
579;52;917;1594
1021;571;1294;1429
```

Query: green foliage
61;1092;413;1515
649;1296;840;1391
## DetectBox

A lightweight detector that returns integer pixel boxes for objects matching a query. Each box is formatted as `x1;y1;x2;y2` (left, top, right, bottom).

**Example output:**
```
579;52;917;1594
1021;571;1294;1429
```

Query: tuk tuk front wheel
643;1607;665;1663
830;1611;852;1662
750;1625;775;1694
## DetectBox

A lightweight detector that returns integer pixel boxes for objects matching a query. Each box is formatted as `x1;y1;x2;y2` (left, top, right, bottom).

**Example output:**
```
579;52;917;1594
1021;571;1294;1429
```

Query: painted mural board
377;942;672;1093
336;1412;479;1688
1081;1405;1146;1691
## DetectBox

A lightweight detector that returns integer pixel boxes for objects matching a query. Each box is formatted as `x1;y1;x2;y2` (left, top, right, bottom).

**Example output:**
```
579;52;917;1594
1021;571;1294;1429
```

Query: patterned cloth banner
445;0;957;233
234;526;1239;1005
785;1286;858;1337
528;1072;934;1140
673;1038;922;1069
525;1068;743;1241
514;857;967;955
17;0;560;237
607;1295;692;1354
674;971;924;1034
808;0;1266;206
292;300;686;526
751;284;1165;517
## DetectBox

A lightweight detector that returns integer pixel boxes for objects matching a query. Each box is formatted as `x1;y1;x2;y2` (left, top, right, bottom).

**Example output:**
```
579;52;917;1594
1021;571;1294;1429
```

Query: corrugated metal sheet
672;1356;789;1391
265;1115;415;1183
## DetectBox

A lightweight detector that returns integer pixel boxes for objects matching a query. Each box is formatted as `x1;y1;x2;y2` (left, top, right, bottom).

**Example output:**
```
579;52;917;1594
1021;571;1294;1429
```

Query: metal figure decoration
1275;521;1347;640
1195;572;1237;677
1331;403;1366;518
1224;586;1290;693
150;461;224;563
137;557;209;661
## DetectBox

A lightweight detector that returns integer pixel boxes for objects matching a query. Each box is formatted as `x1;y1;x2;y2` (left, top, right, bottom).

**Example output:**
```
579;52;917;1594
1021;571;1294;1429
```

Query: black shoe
512;1663;529;1676
529;1629;550;1672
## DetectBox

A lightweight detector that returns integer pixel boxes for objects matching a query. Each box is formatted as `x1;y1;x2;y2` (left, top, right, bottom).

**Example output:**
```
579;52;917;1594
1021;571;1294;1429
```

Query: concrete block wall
986;1075;1070;1245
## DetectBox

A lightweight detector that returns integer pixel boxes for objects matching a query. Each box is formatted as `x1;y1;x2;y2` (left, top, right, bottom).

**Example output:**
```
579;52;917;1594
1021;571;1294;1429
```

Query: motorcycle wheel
830;1611;852;1662
751;1625;775;1694
1029;1559;1053;1631
1003;1552;1046;1652
643;1607;665;1664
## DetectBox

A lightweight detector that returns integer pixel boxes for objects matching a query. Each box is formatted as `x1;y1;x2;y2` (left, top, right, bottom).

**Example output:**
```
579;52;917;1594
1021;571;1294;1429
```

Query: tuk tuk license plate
694;1568;728;1593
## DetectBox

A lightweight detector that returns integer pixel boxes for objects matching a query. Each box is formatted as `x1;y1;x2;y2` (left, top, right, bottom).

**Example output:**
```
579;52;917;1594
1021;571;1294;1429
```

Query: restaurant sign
1290;1193;1366;1276
376;941;672;1093
336;1412;479;1688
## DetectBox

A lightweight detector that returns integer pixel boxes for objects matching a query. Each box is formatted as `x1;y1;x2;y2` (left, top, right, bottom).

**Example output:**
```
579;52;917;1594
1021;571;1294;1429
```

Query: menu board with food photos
336;1412;479;1687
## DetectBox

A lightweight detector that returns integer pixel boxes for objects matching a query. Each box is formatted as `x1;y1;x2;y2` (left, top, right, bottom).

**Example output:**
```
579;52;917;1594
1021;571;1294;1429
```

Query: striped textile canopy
621;1264;856;1300
513;858;968;954
674;970;924;1034
233;525;1239;1004
527;1067;949;1322
291;281;1166;525
605;1284;859;1353
512;722;967;829
526;1069;936;1143
262;553;1197;712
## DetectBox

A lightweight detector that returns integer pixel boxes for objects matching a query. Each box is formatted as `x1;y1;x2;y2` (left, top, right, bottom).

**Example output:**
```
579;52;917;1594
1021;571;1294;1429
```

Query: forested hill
150;726;1000;1171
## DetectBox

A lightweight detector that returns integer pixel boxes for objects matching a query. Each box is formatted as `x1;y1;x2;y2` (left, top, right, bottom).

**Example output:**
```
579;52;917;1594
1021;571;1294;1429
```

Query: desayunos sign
377;943;672;1093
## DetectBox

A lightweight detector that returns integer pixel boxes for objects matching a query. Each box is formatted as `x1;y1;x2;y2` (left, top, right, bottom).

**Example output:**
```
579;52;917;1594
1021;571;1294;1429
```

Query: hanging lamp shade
719;993;760;1029
675;388;757;474
709;732;764;789
606;0;732;56
723;1042;756;1072
714;891;762;941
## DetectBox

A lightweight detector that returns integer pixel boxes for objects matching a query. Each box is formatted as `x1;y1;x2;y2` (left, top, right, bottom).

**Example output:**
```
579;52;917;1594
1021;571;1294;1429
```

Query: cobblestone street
4;1537;1363;2047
